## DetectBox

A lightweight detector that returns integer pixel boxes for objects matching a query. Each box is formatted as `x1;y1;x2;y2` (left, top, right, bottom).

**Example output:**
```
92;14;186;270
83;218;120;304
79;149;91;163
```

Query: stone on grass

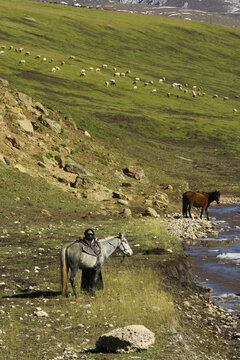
96;325;155;353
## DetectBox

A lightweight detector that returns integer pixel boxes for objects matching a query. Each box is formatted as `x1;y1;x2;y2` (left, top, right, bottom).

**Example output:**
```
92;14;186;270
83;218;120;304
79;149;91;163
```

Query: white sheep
184;89;188;93
213;94;218;98
114;72;120;77
88;67;94;71
96;68;100;72
223;97;229;100
126;70;131;74
172;82;182;88
19;59;25;64
102;64;107;68
42;57;47;62
159;78;164;83
50;58;54;63
19;48;24;53
35;55;41;59
133;86;137;90
192;90;196;97
167;93;171;97
149;80;154;85
233;109;237;113
0;45;6;49
69;55;75;60
144;82;149;86
61;60;65;65
105;81;109;87
0;50;4;55
25;51;30;55
120;73;125;77
134;77;140;81
151;89;157;93
110;79;116;85
55;66;61;71
51;67;56;72
80;72;86;77
9;45;13;50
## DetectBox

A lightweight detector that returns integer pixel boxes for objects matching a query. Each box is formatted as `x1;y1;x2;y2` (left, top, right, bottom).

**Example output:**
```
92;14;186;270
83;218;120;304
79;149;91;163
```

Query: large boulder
96;325;155;353
39;116;61;134
17;119;34;134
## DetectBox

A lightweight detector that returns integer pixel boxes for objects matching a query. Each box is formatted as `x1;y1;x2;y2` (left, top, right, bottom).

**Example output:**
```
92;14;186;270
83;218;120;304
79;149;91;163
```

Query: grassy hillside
0;0;239;191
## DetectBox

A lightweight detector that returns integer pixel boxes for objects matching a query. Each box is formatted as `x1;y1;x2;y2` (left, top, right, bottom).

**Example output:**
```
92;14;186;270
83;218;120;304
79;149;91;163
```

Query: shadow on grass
3;289;61;299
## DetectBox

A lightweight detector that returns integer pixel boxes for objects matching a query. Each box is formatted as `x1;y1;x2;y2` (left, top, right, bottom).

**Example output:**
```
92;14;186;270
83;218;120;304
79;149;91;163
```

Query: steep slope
0;0;239;198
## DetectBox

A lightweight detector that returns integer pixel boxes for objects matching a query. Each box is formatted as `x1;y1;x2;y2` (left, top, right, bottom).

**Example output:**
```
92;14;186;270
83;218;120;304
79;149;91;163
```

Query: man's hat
84;228;95;237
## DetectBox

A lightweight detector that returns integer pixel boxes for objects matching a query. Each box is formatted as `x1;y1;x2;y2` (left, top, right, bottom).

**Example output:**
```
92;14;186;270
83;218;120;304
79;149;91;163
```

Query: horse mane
98;233;122;243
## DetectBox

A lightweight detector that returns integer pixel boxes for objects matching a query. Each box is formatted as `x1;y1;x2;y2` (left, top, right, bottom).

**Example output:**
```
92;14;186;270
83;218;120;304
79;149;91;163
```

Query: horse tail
60;247;69;297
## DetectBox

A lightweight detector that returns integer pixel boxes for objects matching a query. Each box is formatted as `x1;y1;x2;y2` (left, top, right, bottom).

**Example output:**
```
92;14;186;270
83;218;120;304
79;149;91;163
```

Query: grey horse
60;233;133;297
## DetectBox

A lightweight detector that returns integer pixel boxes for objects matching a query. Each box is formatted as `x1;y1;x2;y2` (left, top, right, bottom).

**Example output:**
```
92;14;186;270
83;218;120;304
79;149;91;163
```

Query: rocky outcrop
123;166;148;183
96;325;155;353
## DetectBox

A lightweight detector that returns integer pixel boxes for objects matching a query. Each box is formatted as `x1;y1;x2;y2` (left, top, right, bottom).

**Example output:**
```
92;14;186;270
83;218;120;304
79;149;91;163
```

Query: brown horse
182;190;220;220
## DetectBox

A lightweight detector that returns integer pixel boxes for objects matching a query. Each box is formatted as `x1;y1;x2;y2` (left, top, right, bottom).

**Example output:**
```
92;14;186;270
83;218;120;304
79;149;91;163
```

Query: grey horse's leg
70;266;79;298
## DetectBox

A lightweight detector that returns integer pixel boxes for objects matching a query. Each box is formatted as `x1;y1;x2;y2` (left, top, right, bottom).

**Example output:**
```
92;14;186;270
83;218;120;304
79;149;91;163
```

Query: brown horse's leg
206;207;209;221
188;204;192;218
200;207;203;219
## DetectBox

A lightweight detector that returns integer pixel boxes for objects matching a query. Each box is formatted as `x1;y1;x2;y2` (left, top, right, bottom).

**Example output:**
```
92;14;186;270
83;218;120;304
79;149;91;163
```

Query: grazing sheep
88;67;94;71
25;51;30;55
159;78;164;83
105;81;109;87
151;89;157;93
9;45;13;50
192;85;197;90
96;68;100;72
144;82;149;86
202;93;206;96
120;73;125;77
149;80;154;85
51;67;56;72
134;77;140;81
113;67;117;71
35;55;41;59
172;82;182;88
19;48;24;53
50;58;54;63
133;86;137;90
213;94;218;98
184;89;188;93
192;90;196;97
114;72;120;77
167;92;171;97
61;60;65;65
81;69;86;73
42;57;47;62
126;70;131;74
110;79;116;85
233;109;237;113
234;95;239;99
0;50;4;55
223;97;229;100
69;55;75;60
15;48;18;52
80;72;86;77
19;59;25;64
102;64;107;68
0;45;6;49
55;66;61;71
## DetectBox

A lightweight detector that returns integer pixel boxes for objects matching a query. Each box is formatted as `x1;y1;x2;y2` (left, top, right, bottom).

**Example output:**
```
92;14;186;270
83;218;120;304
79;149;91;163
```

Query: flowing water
185;203;240;313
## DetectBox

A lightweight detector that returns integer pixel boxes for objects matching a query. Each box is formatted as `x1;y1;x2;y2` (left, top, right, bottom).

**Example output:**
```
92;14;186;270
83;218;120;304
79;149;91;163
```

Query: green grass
0;0;239;190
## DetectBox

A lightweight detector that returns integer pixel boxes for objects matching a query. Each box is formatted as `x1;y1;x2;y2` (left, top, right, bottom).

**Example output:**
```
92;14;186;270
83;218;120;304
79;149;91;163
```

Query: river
185;203;240;313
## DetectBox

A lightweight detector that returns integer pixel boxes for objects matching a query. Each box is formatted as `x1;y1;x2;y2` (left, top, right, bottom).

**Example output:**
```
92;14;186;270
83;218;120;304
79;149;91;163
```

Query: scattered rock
0;78;9;87
96;325;155;353
84;130;91;137
34;102;49;116
17;119;34;134
121;208;132;218
6;135;23;150
64;162;93;177
142;207;159;217
123;166;148;182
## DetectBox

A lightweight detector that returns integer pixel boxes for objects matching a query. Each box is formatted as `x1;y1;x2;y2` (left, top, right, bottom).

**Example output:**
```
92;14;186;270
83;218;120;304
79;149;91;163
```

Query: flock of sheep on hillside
0;44;239;112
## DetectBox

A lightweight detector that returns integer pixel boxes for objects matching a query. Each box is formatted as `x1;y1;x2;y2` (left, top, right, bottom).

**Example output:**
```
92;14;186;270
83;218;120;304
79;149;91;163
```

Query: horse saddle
79;240;101;257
